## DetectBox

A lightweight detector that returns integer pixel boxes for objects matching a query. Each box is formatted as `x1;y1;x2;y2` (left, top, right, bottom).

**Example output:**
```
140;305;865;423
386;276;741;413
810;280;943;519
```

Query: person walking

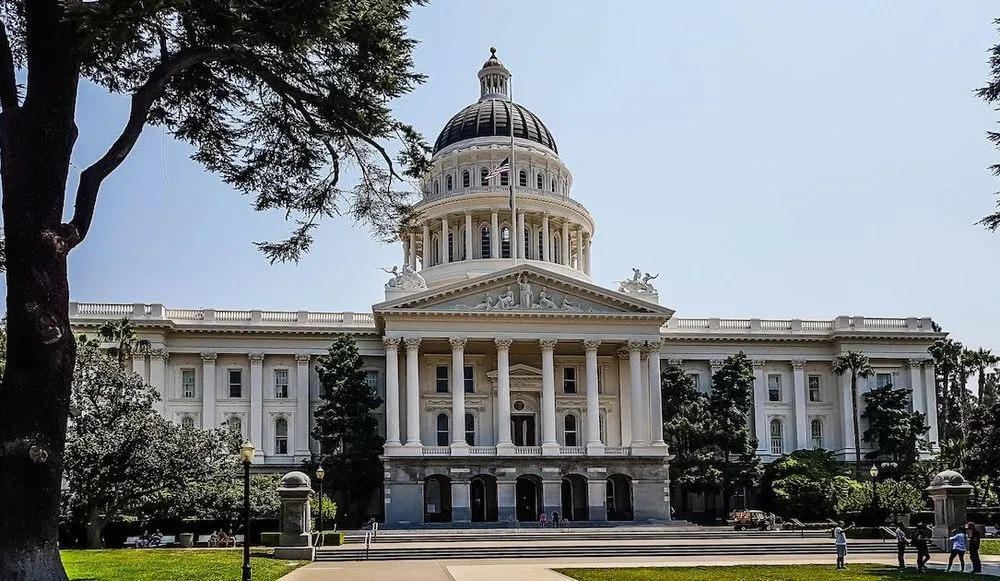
538;512;548;528
833;521;855;570
893;522;909;569
914;523;932;572
947;527;967;573
968;521;983;574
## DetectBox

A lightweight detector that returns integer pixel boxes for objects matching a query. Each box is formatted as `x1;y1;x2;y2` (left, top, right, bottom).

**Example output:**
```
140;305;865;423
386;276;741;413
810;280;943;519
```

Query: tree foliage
977;17;1000;232
861;383;929;467
707;353;762;517
94;318;151;371
836;478;926;516
758;449;852;521
660;363;717;513
966;403;1000;503
832;351;874;472
930;338;965;444
312;336;384;528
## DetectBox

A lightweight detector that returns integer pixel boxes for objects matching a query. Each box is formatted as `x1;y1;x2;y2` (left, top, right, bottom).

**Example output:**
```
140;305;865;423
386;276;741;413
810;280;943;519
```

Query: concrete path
279;553;1000;580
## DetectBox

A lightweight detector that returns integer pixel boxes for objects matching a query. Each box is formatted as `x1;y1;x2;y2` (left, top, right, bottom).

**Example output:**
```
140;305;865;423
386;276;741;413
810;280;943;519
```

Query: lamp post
869;464;879;525
315;465;325;544
239;441;255;581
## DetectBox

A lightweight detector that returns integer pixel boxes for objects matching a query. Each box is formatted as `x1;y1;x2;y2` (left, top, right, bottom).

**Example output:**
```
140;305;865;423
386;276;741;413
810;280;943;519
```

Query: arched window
462;170;470;188
564;414;578;447
274;417;289;455
551;178;556;192
500;171;509;187
433;179;439;195
181;416;195;430
552;236;561;264
458;227;466;261
227;415;242;435
519;170;527;187
810;419;823;449
446;175;453;191
536;173;543;189
481;226;491;259
447;231;454;262
769;419;783;456
537;230;544;259
465;413;475;446
524;228;530;259
500;226;511;258
436;414;449;446
430;234;440;265
480;168;489;186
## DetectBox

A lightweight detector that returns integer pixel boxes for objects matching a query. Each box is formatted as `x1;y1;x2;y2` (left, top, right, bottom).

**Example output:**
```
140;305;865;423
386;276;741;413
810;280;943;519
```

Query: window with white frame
768;374;781;402
481;226;491;258
436;413;449;446
523;228;530;259
519;170;527;187
448;231;454;262
464;413;475;446
552;236;561;264
274;369;289;398
500;170;509;187
551;177;556;192
480;168;488;186
769;419;783;455
875;372;893;388
446;174;453;191
180;415;195;430
462;170;470;188
274;417;289;455
228;369;242;398
808;375;821;402
599;413;607;444
564;414;578;447
464;366;474;394
811;419;823;449
536;173;543;189
537;230;543;258
687;373;700;391
433;179;439;195
181;369;196;398
227;415;242;436
364;370;379;391
563;367;577;393
435;365;449;393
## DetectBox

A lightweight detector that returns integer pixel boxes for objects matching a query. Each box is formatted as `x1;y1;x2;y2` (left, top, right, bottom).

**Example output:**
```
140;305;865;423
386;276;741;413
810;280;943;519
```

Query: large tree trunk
85;506;105;550
0;7;83;579
941;371;951;443
721;451;731;521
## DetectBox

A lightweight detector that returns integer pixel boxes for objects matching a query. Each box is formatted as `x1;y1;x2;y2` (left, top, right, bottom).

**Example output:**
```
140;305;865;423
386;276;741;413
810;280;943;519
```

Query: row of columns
406;212;592;275
383;337;664;453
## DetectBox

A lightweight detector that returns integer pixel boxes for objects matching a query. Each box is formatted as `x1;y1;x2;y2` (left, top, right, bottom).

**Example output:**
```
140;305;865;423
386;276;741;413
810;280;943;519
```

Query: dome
433;99;558;154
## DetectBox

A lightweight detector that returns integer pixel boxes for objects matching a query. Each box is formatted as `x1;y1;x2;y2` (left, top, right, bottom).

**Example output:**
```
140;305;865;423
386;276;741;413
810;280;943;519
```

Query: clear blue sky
31;1;1000;353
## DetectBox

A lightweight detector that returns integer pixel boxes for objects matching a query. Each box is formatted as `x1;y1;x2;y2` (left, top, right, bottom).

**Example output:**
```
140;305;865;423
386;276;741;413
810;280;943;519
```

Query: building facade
69;49;943;525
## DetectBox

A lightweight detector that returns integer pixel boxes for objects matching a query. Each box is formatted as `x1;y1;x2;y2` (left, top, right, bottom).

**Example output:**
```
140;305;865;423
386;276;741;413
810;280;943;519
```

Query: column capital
403;337;422;350
907;358;924;367
539;338;558;351
616;347;629;359
923;358;935;368
201;351;217;363
667;358;684;366
449;337;468;350
583;339;602;352
294;353;311;363
464;210;472;216
752;359;766;369
709;359;723;371
150;348;169;362
249;352;265;363
626;340;643;352
495;337;514;351
790;360;807;370
383;336;401;350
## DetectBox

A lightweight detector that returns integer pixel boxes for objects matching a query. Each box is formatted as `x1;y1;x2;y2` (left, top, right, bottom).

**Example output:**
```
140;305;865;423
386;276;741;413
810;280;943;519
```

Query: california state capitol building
69;49;943;526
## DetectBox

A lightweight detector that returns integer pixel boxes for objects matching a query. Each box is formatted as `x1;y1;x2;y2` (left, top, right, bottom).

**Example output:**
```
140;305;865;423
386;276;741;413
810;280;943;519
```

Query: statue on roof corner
382;265;427;291
618;267;658;294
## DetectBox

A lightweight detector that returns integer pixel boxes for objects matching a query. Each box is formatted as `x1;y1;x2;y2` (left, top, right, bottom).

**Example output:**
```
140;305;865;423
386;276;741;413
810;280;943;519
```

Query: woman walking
947;527;967;573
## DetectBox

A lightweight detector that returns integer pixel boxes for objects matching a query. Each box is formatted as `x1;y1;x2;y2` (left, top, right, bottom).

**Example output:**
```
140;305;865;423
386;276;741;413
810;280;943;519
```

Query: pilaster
752;359;768;454
294;353;312;460
791;360;808;451
201;352;217;429
249;352;264;459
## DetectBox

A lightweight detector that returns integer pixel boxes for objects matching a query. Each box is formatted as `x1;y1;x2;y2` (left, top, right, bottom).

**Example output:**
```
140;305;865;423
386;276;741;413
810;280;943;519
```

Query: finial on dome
479;47;511;101
490;47;496;56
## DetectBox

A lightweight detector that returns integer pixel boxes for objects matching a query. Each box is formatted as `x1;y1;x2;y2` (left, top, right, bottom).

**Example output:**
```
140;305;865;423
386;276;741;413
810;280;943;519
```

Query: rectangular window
811;420;823;449
274;369;289;398
563;367;577;394
599;413;607;445
875;372;893;388
228;369;242;398
181;369;196;398
687;373;700;392
808;375;821;402
436;365;449;393
365;370;379;391
464;366;474;394
768;374;781;402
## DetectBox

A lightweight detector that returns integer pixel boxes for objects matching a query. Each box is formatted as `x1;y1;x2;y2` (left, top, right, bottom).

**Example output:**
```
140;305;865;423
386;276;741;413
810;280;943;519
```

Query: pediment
374;265;674;319
486;363;543;379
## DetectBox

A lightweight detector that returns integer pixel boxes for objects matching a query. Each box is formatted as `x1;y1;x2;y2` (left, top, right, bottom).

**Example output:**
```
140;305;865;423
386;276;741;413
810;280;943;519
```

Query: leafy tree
660;363;716;515
836;478;926;517
158;473;281;524
861;383;930;468
707;353;761;518
0;2;428;576
312;336;384;528
967;348;1000;405
832;351;874;473
929;338;964;444
977;17;1000;232
63;342;236;548
758;449;851;521
966;403;1000;503
94;317;150;371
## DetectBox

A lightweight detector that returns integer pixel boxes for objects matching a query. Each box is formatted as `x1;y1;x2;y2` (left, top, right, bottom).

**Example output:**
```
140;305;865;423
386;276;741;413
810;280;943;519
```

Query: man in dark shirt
914;523;932;571
968;521;983;574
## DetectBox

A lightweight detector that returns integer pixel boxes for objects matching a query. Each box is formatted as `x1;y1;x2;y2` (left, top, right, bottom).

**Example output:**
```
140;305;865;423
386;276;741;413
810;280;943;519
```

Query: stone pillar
422;222;430;267
402;236;409;267
628;341;647;446
517;212;526;260
908;359;925;415
450;337;468;453
588;476;608;521
452;479;471;523
383;338;401;448
274;472;314;560
840;371;856;458
441;216;449;264
926;470;975;550
294;354;311;459
404;338;422;448
250;353;264;457
583;233;591;276
498;478;516;522
923;360;939;448
496;338;514;454
149;349;168;415
464;212;473;261
201;352;217;429
792;360;808;450
132;354;145;379
542;478;561;518
617;348;632;444
408;232;417;269
752;360;769;454
490;210;499;259
585;339;604;455
542;214;550;262
561;221;570;266
540;339;559;455
647;341;665;446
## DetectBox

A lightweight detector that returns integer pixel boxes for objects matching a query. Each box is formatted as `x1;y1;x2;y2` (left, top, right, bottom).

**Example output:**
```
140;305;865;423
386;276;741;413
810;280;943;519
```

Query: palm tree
832;351;874;473
929;338;963;444
968;348;1000;405
96;317;150;370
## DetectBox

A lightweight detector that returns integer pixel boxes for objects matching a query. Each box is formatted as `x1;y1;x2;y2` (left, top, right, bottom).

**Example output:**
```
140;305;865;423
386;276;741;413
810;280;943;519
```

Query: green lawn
984;539;1000;555
61;549;306;581
556;564;975;581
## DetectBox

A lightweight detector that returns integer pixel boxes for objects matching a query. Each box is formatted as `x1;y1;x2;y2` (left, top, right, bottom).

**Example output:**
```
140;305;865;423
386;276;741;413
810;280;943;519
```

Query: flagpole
510;75;517;265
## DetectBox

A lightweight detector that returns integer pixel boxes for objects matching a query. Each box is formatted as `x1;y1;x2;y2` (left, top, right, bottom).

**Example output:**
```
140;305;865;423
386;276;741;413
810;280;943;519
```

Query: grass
61;549;306;581
555;564;977;581
984;539;1000;555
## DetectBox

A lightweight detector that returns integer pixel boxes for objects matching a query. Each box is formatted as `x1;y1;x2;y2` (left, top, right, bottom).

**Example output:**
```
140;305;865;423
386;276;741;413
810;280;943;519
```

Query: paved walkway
279;553;1000;580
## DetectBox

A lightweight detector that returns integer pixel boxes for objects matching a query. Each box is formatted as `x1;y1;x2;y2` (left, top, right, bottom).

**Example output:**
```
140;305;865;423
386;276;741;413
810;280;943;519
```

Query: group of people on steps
833;520;983;573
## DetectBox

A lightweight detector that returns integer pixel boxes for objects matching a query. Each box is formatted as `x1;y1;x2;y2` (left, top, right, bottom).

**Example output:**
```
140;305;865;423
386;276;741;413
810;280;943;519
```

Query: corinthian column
404;338;422;448
628;341;646;446
383;338;401;448
647;340;665;446
294;353;312;459
540;338;560;455
496;338;514;454
450;337;468;454
585;339;604;455
201;352;217;429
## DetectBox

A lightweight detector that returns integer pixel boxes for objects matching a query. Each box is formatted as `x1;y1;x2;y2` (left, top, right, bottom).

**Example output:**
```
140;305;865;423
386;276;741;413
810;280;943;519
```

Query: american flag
485;156;510;180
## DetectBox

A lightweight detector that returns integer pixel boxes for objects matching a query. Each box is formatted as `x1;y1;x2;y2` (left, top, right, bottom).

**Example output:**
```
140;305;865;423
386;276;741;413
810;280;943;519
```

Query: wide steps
341;530;830;545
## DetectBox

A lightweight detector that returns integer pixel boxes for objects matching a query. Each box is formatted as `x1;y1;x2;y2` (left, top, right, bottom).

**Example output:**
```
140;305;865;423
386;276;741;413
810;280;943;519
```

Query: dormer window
536;173;543;189
462;170;470;188
446;175;453;191
480;168;489;186
433;180;439;195
519;170;527;187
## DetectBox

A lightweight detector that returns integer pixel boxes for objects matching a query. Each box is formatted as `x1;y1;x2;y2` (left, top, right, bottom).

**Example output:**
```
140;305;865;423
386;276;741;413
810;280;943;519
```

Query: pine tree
660;363;715;517
312;336;384;528
861;383;930;468
708;353;761;519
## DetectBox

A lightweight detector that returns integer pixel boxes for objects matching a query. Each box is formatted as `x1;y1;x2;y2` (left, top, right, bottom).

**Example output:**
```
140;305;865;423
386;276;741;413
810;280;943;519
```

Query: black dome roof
433;99;558;155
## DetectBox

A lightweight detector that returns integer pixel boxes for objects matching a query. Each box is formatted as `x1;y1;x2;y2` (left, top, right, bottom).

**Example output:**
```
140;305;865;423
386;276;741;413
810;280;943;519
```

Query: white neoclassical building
70;49;943;525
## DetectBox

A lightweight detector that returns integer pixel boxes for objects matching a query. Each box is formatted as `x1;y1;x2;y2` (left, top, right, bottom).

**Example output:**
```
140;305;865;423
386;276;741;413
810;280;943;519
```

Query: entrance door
511;415;536;446
516;476;541;522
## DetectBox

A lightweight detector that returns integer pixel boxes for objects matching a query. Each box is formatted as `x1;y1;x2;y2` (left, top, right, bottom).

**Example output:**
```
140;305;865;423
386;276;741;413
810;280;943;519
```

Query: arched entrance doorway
606;474;633;521
424;475;452;523
515;475;543;522
561;474;589;521
470;475;499;522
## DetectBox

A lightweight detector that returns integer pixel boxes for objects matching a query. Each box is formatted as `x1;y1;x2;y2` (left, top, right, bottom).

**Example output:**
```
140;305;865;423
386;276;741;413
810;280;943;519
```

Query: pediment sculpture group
618;267;658;294
382;264;428;291
464;275;584;312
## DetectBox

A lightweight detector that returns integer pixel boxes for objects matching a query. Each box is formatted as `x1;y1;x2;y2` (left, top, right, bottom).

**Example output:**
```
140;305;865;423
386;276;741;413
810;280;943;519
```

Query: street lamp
239;441;255;581
315;465;326;545
869;465;879;523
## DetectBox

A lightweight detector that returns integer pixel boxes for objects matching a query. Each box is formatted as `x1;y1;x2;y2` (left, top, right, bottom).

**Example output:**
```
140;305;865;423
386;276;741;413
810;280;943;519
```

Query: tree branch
66;46;234;248
0;20;17;111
